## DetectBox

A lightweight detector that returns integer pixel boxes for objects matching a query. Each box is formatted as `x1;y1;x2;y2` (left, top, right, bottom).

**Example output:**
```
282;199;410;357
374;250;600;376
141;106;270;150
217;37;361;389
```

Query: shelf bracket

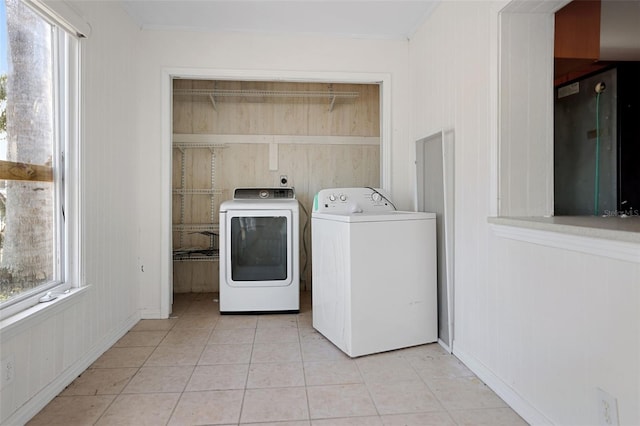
328;84;336;112
329;94;337;112
208;93;217;111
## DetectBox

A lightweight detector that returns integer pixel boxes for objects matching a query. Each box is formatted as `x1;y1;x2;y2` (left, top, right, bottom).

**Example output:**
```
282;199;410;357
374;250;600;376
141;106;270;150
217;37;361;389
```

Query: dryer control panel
313;187;395;213
234;187;295;200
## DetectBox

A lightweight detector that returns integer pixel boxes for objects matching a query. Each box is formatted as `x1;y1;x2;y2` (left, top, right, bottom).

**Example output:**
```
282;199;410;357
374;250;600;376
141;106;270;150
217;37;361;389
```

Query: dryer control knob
340;194;347;201
371;192;382;202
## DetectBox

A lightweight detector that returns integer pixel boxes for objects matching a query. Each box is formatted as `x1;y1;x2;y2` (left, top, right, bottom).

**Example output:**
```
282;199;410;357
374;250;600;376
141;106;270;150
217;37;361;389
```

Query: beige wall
173;80;380;137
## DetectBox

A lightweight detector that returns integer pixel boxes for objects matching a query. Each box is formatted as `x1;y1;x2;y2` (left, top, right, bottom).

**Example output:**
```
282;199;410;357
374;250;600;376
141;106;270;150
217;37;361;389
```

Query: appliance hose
299;200;310;290
594;90;601;216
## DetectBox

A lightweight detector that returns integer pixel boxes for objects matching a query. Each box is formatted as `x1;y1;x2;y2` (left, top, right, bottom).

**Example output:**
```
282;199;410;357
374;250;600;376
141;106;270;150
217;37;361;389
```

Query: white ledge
489;216;640;263
0;286;91;341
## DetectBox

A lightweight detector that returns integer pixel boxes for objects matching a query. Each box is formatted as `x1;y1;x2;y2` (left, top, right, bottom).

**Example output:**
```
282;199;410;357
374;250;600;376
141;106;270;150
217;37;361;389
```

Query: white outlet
0;354;15;389
597;387;619;426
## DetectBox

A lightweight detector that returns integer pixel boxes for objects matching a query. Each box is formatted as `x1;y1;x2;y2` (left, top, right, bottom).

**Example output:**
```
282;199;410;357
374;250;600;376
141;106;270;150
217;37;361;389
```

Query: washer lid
312;210;435;223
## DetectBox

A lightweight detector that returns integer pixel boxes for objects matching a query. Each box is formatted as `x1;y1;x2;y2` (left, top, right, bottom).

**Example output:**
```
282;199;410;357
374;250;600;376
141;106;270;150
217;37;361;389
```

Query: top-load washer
219;187;299;313
311;187;437;357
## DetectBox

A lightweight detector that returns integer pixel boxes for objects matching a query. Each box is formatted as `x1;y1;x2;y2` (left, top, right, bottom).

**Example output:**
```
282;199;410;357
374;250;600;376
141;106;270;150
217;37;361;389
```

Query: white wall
410;2;640;425
133;28;412;316
0;3;141;424
2;4;412;421
499;10;555;217
5;1;639;425
485;232;640;425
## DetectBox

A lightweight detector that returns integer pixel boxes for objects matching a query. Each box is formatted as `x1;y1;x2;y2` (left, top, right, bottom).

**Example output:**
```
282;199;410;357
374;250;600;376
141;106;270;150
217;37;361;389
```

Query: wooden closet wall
172;80;380;292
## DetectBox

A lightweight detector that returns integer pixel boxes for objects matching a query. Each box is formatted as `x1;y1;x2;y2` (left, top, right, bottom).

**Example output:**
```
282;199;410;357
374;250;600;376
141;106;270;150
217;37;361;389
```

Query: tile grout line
92;314;175;426
400;347;457;424
298;312;314;423
353;354;383;421
163;294;191;426
237;315;257;425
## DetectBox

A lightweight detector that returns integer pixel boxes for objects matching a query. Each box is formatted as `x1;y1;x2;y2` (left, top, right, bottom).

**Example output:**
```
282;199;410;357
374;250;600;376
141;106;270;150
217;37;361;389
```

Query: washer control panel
313;187;395;213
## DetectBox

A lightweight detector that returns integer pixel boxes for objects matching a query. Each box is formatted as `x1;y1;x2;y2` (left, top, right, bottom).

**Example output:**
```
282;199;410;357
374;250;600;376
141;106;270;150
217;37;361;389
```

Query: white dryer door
224;209;293;287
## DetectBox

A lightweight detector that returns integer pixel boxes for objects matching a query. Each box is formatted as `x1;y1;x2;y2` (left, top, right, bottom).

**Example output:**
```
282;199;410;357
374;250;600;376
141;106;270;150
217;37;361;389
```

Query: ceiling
119;1;439;40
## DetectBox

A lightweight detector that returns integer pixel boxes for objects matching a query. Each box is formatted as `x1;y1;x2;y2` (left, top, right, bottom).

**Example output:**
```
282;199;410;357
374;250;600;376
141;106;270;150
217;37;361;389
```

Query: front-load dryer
219;187;299;313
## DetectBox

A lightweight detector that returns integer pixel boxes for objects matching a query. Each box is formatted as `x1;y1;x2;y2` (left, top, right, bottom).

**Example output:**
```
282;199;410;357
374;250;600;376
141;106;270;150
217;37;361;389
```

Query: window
0;0;80;319
554;1;640;217
498;1;640;218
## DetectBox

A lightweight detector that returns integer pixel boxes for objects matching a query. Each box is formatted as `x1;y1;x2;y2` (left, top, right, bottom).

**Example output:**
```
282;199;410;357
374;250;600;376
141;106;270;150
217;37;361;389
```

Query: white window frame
0;0;82;321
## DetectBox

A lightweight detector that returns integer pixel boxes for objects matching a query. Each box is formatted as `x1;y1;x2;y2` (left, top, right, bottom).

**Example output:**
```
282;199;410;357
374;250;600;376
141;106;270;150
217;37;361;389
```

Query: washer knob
329;194;336;202
340;194;347;201
371;192;382;202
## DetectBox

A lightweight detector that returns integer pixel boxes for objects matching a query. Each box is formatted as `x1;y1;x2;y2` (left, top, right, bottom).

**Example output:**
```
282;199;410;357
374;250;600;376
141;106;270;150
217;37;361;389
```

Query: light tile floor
28;292;528;426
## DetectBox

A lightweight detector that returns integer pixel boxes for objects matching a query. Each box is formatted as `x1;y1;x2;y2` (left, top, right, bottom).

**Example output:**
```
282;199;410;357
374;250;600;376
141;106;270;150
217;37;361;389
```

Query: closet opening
167;77;386;312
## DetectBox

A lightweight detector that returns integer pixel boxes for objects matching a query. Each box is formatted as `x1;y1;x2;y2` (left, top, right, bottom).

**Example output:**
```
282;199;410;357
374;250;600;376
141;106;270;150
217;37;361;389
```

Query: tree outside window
0;0;59;305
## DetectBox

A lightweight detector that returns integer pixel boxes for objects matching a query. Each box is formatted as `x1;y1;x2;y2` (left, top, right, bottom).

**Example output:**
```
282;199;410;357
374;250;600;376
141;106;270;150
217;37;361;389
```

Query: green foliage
0;74;6;132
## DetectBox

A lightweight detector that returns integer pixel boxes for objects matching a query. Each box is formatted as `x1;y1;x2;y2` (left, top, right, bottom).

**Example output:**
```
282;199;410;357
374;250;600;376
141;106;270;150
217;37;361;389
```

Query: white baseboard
3;312;141;426
453;345;553;426
140;309;164;319
438;338;452;353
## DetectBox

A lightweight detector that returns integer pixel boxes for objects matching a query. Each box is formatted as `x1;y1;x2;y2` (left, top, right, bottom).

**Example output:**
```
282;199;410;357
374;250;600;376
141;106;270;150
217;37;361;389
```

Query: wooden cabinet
555;0;601;60
554;0;610;86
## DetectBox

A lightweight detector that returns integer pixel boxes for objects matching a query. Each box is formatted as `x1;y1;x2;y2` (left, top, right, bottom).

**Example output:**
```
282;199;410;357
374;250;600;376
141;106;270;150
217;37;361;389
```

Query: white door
416;130;455;351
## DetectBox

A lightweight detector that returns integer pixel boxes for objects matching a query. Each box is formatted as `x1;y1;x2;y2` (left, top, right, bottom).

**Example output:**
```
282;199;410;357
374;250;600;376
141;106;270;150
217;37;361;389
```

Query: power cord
594;81;605;216
298;200;310;290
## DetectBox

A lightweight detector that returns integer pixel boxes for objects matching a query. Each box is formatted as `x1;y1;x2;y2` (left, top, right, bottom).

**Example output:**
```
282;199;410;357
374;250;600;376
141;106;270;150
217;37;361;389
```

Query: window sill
0;286;90;341
488;216;640;263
